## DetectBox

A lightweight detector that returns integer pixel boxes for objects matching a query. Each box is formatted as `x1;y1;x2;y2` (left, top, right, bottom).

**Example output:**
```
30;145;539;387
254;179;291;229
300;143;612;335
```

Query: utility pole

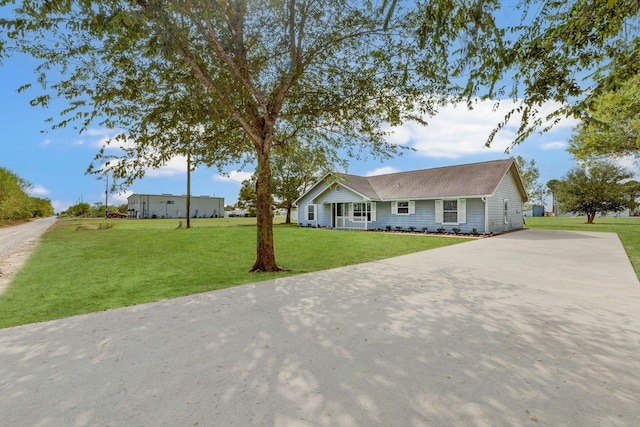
105;173;109;219
186;151;191;229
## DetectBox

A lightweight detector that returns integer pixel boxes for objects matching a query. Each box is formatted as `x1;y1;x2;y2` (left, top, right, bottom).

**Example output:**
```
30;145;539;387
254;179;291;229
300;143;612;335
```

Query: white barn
127;194;224;219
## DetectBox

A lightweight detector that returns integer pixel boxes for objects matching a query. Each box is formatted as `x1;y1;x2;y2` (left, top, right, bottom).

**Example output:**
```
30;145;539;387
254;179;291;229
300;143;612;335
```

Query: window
353;202;375;221
436;199;466;224
307;204;315;221
443;200;458;223
349;202;375;222
167;200;175;205
392;201;414;215
503;199;508;224
353;203;366;221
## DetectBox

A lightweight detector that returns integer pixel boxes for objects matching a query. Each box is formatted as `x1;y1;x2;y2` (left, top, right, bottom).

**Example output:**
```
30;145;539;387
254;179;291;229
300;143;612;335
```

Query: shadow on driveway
1;229;639;426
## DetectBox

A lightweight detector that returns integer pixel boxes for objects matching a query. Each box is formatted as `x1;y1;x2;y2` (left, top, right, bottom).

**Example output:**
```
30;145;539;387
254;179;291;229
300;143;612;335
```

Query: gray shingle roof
336;158;526;201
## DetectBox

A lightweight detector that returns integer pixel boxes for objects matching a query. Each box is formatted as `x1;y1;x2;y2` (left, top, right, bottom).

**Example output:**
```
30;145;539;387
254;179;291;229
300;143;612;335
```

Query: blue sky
0;53;579;212
0;9;584;213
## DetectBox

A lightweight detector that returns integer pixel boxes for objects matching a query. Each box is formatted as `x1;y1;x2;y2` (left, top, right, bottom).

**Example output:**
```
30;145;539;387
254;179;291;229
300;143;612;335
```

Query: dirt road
0;217;57;294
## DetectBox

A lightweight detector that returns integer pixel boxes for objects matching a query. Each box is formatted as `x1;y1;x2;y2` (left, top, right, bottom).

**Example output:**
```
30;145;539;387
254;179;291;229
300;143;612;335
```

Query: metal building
127;194;224;219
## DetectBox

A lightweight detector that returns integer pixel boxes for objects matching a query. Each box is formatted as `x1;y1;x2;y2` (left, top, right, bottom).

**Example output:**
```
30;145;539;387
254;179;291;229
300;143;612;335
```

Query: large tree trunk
587;211;596;224
250;148;284;272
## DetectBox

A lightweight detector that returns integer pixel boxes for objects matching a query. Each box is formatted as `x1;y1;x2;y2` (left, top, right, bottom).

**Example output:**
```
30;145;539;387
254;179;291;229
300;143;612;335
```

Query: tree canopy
515;156;545;205
237;177;257;218
3;0;639;270
568;73;640;160
405;0;640;148
271;145;330;224
556;160;632;223
623;180;640;216
0;167;54;224
1;0;447;271
546;179;561;216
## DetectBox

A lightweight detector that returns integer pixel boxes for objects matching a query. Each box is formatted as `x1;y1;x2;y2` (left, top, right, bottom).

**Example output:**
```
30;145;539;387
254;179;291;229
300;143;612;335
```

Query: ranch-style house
295;158;528;234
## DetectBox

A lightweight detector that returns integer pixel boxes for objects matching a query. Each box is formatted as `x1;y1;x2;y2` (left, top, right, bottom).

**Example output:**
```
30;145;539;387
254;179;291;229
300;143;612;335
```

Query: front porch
322;202;373;230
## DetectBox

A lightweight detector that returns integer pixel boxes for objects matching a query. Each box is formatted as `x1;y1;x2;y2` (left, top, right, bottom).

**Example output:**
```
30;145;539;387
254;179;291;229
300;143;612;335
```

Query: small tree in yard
237;177;258;218
623;180;640;216
556;161;632;224
546;179;561;216
271;145;331;224
515;156;545;205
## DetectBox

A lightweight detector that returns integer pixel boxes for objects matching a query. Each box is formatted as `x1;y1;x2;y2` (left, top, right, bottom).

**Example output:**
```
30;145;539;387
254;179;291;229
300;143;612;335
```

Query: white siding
486;170;525;233
296;180;368;227
127;194;224;219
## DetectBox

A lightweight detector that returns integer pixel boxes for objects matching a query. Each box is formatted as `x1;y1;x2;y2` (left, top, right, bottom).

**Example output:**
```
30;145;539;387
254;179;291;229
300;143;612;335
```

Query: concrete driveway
1;229;639;426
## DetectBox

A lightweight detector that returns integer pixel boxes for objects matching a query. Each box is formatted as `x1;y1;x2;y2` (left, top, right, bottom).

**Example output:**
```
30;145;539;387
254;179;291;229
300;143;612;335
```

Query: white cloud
613;156;639;176
539;141;568;150
85;128;112;137
52;199;74;213
110;190;133;205
28;185;50;196
213;170;254;184
146;156;189;178
365;166;400;176
535;102;580;131
72;127;135;150
72;127;111;147
385;98;578;159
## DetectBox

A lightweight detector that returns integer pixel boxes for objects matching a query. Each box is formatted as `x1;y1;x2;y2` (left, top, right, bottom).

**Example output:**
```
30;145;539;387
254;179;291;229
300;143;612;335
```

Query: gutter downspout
481;197;489;234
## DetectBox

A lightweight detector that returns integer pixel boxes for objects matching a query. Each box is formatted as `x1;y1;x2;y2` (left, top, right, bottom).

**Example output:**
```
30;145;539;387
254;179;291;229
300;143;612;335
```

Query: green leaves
410;0;640;148
557;160;632;222
0;167;53;224
569;73;640;160
515;156;546;205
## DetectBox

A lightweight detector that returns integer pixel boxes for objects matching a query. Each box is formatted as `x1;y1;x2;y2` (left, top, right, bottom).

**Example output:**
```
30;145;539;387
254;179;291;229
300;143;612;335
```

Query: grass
0;217;468;328
525;216;640;278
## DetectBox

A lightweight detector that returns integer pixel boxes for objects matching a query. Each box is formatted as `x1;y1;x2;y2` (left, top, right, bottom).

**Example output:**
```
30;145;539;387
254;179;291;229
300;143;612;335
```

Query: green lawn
4;216;637;329
0;217;468;328
525;216;640;278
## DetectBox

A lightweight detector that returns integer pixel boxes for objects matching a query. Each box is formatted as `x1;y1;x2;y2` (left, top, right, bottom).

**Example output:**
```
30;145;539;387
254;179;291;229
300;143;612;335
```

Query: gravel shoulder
0;217;57;295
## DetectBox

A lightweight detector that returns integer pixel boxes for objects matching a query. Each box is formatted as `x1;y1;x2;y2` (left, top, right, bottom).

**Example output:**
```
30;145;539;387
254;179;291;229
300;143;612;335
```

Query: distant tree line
59;202;128;218
0;167;54;225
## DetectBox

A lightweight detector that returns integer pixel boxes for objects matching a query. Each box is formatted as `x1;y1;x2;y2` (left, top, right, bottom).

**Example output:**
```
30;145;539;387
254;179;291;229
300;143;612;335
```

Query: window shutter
371;202;376;221
458;199;466;224
347;203;353;219
409;200;415;215
305;204;309;221
435;200;443;223
391;201;397;215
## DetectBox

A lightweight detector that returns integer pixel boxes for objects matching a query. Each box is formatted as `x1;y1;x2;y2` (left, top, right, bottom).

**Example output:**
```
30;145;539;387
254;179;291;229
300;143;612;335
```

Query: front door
335;202;347;228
